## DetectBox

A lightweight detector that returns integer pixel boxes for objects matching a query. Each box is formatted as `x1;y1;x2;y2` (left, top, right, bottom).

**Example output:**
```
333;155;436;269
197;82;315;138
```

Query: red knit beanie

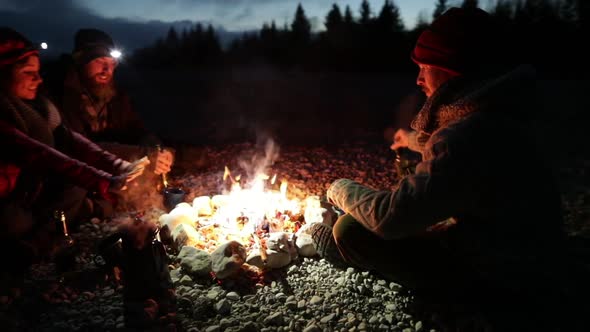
0;27;39;67
411;7;499;75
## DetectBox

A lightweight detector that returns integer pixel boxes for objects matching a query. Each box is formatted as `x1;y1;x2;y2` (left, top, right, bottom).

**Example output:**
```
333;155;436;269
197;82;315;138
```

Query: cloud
0;0;92;14
178;0;286;5
233;7;254;23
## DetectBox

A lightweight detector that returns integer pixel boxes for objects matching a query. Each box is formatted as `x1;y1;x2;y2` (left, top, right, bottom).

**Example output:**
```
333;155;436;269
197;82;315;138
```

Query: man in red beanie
311;7;588;331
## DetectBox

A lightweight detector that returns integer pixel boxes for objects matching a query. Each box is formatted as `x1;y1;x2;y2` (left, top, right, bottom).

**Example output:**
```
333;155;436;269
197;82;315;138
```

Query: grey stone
415;321;424;332
302;324;321;332
309;295;323;305
220;318;234;329
179;275;193;286
215;299;232;315
264;312;284;326
205;326;220;332
226;291;240;301
320;313;336;324
297;299;306;309
180;247;212;278
211;241;246;279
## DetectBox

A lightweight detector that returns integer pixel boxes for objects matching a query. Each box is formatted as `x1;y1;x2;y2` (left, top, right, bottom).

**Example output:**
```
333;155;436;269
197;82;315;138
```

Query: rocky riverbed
1;141;589;332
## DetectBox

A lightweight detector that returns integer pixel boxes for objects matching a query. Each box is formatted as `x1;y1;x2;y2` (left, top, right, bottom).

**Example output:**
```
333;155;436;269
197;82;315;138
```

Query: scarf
0;93;61;146
410;65;535;135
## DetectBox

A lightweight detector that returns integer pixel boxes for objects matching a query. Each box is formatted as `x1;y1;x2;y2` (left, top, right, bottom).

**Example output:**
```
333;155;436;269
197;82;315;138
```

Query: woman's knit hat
73;28;116;65
411;7;500;75
0;27;39;67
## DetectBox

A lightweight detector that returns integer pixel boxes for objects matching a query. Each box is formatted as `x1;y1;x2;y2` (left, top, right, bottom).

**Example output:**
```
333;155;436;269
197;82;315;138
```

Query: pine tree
433;0;448;20
261;21;278;42
415;10;430;30
325;3;344;32
492;0;514;22
205;24;221;56
291;3;311;43
190;23;204;62
271;20;278;33
377;0;405;33
513;0;526;23
461;0;478;9
165;26;179;48
579;0;590;30
360;0;372;25
560;0;578;24
344;5;354;25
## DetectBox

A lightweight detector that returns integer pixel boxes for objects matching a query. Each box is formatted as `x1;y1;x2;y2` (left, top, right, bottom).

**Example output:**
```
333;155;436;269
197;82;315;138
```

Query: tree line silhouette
132;0;590;78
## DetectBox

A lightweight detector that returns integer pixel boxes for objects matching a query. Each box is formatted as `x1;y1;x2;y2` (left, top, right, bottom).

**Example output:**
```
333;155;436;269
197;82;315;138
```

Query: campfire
157;161;334;276
162;166;302;250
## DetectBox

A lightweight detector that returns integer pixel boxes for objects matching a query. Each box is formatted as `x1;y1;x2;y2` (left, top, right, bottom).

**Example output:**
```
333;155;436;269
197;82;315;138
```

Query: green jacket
328;66;565;288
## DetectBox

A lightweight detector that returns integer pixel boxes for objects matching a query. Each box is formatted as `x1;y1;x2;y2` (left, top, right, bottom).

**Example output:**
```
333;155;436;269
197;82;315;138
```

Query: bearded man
49;29;174;216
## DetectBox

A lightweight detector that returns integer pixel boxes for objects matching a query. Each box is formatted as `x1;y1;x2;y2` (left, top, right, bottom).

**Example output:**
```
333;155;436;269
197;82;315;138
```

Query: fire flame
162;166;306;253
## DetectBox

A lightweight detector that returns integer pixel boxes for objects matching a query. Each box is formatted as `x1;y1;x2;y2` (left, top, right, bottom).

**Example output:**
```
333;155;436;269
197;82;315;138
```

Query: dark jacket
327;66;565;290
54;66;159;149
0;94;125;203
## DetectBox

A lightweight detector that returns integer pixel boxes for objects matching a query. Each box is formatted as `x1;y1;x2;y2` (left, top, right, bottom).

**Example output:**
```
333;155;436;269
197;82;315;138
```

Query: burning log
193;196;213;216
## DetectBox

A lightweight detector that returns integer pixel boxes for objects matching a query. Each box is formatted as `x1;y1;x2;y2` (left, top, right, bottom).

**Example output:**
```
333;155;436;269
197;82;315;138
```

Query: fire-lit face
416;64;459;97
10;55;42;100
83;56;117;86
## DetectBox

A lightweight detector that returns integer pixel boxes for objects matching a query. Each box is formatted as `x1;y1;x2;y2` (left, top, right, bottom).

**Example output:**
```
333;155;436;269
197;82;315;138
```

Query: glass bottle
53;210;76;273
54;210;74;247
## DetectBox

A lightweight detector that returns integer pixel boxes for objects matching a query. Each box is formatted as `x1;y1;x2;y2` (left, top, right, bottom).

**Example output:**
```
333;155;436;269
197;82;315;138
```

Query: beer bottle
53;210;76;273
54;210;74;246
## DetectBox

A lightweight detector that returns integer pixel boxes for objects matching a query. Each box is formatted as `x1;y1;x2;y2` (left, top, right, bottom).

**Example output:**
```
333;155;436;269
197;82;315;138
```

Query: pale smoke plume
106;172;163;249
119;173;166;212
238;138;280;188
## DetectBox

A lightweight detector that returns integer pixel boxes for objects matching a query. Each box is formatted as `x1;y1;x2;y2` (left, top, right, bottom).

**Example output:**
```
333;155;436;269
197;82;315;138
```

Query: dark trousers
0;183;87;271
333;214;589;331
332;214;477;295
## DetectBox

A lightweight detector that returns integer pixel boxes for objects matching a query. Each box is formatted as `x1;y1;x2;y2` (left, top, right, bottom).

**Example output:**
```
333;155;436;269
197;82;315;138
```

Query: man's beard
83;75;116;103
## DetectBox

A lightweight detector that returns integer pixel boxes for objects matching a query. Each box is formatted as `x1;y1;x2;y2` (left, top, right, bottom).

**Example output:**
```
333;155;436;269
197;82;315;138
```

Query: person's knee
0;203;33;238
333;214;362;246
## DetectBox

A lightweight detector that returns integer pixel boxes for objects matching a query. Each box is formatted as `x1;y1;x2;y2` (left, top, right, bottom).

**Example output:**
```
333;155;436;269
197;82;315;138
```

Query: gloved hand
390;128;410;151
319;195;344;227
154;149;174;175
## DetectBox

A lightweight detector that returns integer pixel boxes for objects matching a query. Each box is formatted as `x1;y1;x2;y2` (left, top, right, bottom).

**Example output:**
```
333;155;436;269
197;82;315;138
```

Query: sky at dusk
82;0;437;31
0;0;451;55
